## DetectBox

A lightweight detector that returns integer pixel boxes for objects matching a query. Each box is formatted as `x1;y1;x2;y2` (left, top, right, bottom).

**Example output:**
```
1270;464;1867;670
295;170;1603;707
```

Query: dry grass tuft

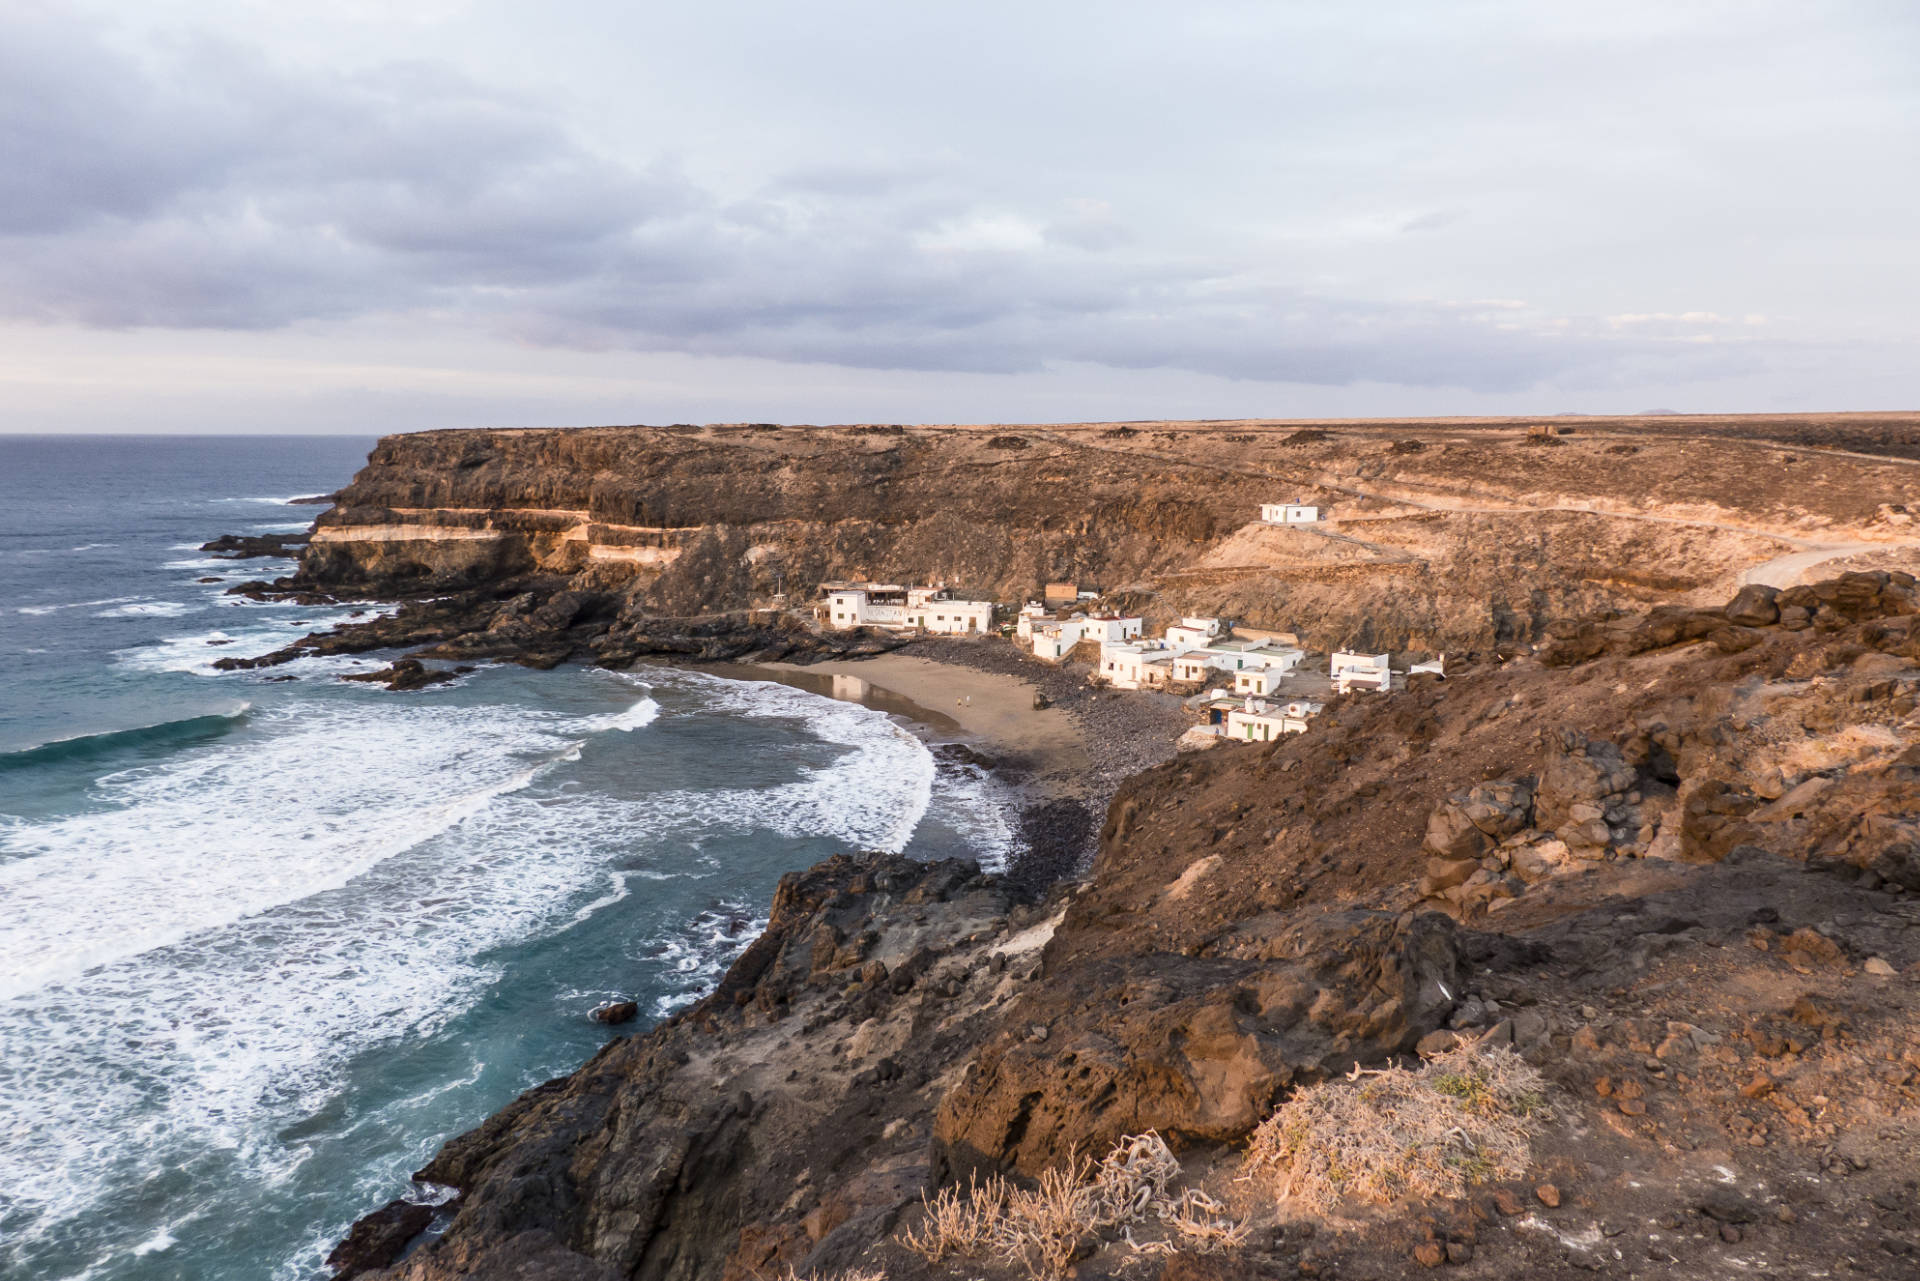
895;1170;1011;1262
897;1132;1244;1278
1245;1046;1549;1212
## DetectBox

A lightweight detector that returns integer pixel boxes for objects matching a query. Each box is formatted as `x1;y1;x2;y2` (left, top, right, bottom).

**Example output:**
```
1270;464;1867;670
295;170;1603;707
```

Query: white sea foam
664;671;936;853
93;599;199;619
0;667;951;1278
16;595;141;616
0;695;637;1268
572;695;662;734
113;606;400;676
0;701;570;1001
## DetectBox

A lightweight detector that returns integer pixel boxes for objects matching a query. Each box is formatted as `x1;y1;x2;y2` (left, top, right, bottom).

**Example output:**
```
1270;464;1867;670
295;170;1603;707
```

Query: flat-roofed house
823;583;993;633
1260;502;1322;524
1331;650;1393;693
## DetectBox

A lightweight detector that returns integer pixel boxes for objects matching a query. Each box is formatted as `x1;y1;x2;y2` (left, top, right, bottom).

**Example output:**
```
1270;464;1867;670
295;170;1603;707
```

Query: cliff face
342;574;1920;1281
284;416;1920;660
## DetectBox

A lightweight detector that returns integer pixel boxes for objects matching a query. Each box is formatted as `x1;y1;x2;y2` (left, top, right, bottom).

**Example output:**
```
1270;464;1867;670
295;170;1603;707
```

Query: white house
1082;614;1143;645
822;584;993;634
909;589;994;634
1100;642;1183;689
1261;502;1322;524
1224;696;1323;742
825;584;909;628
1330;650;1393;693
1233;665;1287;697
1163;616;1228;649
1014;602;1049;639
1410;654;1446;679
1169;640;1304;686
1032;622;1081;660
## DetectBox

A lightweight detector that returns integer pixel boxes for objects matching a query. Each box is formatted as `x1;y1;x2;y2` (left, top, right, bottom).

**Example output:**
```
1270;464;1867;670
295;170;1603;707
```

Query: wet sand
718;653;1091;793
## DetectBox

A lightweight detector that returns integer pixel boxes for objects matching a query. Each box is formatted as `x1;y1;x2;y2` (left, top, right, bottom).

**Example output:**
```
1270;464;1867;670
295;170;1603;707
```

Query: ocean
0;436;1016;1281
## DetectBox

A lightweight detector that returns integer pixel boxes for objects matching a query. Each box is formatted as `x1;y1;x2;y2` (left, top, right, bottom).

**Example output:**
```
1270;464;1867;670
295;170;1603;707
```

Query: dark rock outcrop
930;909;1461;1179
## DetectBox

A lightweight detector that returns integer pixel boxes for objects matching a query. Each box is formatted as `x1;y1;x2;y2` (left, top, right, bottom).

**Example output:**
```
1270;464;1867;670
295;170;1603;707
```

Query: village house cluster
813;503;1441;744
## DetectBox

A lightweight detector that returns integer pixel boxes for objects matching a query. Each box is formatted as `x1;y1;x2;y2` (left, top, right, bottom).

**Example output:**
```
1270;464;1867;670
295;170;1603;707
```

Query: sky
3;0;1917;433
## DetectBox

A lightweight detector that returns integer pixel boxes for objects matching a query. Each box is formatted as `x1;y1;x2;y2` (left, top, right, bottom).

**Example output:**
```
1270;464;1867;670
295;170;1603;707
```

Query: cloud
0;5;1811;394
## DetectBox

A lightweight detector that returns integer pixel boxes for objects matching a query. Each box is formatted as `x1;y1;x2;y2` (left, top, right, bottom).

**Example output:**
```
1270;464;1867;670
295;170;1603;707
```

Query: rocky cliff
338;571;1920;1281
257;415;1920;669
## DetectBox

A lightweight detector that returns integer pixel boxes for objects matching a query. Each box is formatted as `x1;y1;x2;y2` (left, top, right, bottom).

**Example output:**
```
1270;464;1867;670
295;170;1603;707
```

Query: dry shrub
781;1267;886;1281
897;1133;1244;1279
895;1171;1010;1262
1245;1047;1548;1212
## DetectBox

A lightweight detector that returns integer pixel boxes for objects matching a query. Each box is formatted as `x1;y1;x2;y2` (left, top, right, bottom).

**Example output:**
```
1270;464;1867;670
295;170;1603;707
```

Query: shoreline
706;639;1190;887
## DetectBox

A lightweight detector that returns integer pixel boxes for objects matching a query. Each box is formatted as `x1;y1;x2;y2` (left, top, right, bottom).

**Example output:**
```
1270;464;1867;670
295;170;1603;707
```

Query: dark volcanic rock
201;531;310;559
340;659;458;692
327;1198;434;1280
590;1001;639;1025
931;909;1461;1178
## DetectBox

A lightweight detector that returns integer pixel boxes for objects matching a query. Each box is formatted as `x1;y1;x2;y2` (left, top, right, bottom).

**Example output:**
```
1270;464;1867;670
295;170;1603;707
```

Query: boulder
1422;780;1533;861
1724;583;1781;628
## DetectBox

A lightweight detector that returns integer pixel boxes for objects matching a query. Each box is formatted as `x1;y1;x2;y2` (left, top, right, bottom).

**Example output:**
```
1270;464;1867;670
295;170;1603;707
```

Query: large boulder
1724;582;1781;627
931;910;1461;1179
1536;730;1640;858
1421;780;1534;862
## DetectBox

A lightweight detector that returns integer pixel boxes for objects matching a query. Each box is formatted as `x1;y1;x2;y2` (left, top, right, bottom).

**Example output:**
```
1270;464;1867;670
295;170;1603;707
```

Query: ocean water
0;436;1017;1281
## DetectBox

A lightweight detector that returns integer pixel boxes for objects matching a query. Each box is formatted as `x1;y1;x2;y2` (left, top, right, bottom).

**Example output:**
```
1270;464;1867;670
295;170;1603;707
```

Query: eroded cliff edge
242;415;1920;672
337;571;1920;1281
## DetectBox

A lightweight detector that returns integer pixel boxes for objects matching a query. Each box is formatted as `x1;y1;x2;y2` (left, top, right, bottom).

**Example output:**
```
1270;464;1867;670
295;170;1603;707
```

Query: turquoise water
0;437;1014;1281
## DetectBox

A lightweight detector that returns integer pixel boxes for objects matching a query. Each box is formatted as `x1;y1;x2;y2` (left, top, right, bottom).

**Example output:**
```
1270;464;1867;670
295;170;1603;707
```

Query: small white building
1101;642;1182;690
1330;650;1393;693
1410;654;1446;679
823;584;993;634
1224;695;1323;742
1261;502;1322;525
1029;613;1142;661
1032;622;1080;661
1164;617;1228;649
1083;615;1143;645
1234;665;1286;697
1014;601;1049;639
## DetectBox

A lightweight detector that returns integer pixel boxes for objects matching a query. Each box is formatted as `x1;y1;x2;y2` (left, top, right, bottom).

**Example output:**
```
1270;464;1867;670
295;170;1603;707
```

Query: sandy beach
753;653;1090;787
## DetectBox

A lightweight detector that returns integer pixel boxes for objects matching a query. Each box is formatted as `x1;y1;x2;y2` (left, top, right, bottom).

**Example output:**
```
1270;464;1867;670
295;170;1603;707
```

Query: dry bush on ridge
1244;1046;1549;1212
897;1132;1244;1278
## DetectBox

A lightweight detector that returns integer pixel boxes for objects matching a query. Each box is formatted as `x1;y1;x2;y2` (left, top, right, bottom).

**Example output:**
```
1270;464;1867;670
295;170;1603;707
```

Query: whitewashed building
1101;642;1182;689
1029;613;1143;661
1209;695;1323;742
1330;650;1393;693
822;584;994;634
1163;616;1228;649
1260;502;1322;524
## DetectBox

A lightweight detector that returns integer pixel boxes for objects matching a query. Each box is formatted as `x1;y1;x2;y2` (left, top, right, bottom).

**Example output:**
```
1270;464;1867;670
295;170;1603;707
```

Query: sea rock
340;659;458;692
326;1198;434;1280
591;1001;639;1025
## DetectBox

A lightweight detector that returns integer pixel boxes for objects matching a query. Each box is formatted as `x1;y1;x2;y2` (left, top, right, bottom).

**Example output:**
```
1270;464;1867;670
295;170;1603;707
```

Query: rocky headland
211;415;1920;1279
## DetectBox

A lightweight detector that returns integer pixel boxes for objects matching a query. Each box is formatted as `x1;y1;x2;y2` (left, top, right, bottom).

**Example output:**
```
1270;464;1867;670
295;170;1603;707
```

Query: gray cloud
0;1;1906;402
